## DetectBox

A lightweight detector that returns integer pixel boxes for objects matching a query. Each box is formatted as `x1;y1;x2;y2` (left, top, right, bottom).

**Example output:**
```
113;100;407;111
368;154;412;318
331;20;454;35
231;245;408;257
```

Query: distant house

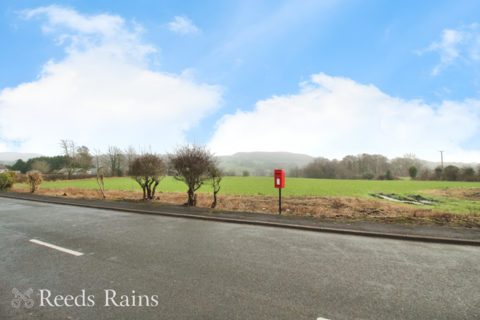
58;168;92;175
0;164;8;173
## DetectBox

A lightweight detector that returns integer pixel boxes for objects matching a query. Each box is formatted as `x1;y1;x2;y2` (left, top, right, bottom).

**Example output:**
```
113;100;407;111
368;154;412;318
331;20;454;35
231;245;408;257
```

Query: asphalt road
1;197;479;320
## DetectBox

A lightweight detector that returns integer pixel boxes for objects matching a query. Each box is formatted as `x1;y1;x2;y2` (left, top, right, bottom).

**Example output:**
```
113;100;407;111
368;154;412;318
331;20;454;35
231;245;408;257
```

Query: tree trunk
188;188;196;206
151;181;159;199
211;191;217;208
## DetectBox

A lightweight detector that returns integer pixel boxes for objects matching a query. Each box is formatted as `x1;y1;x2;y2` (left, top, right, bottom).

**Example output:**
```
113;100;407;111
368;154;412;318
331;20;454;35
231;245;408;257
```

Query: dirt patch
9;186;480;228
424;188;480;201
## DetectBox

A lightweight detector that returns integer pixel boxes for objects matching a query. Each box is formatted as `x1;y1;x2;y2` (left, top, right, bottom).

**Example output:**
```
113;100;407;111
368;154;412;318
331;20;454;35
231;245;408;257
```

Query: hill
218;152;314;176
0;152;43;164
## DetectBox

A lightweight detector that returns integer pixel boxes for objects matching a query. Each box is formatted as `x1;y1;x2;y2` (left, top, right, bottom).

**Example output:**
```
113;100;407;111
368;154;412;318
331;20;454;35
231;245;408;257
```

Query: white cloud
0;6;222;155
419;23;480;75
167;16;200;35
209;73;480;162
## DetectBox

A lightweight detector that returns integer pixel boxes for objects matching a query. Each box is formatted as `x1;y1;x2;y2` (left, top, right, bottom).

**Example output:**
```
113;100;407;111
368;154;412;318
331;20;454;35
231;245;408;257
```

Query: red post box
274;169;285;188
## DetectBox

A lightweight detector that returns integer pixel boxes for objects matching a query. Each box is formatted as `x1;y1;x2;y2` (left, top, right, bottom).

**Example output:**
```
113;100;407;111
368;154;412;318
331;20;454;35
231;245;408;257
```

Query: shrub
409;166;417;179
242;170;250;177
168;143;216;207
128;153;166;200
385;170;393;180
417;169;432;180
0;172;14;190
443;165;459;181
25;172;43;193
461;166;475;181
362;172;375;180
434;166;442;180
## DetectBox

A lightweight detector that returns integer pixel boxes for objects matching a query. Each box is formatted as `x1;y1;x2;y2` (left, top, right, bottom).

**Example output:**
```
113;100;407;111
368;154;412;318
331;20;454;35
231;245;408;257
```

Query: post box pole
279;188;281;214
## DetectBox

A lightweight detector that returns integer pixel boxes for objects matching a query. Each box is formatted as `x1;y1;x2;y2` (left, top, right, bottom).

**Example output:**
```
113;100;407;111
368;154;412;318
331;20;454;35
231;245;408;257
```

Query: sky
0;0;480;162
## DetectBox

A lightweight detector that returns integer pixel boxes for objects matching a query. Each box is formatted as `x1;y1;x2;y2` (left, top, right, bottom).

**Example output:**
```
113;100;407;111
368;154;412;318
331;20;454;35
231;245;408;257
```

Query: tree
102;146;124;177
25;156;67;172
26;172;43;193
31;160;51;174
409;166;417;179
7;159;28;173
76;146;93;173
443;165;459;181
0;172;14;190
93;149;106;198
461;166;476;181
242;170;250;177
128;152;166;200
385;169;393;180
208;165;224;208
123;145;138;173
168;143;216;206
59;139;78;178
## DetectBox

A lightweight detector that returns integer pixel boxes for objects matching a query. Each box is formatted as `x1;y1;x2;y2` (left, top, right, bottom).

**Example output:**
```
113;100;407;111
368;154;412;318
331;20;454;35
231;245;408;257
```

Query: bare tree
128;152;166;200
93;149;106;198
102;146;124;177
208;164;224;208
123;145;138;174
59;139;77;177
31;160;51;174
76;146;93;173
168;143;216;206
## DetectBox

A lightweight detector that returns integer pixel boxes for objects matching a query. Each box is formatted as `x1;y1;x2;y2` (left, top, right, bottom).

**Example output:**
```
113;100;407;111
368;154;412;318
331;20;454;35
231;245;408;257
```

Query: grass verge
10;186;480;228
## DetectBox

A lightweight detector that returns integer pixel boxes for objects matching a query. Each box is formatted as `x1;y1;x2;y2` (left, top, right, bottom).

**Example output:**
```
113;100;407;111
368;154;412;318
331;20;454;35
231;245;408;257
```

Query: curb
1;193;480;246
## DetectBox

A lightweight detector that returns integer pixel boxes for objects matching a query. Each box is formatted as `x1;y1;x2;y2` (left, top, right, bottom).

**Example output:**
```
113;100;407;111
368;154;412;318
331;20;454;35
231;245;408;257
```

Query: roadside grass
9;185;480;228
15;176;480;215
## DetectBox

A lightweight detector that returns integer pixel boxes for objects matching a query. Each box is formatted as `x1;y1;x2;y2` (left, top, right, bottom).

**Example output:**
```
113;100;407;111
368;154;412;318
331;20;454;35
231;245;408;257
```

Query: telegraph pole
438;150;444;169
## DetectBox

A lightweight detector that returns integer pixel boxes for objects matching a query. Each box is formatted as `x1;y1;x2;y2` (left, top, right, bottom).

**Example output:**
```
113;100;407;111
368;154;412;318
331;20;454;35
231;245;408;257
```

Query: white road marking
29;239;84;256
317;317;330;320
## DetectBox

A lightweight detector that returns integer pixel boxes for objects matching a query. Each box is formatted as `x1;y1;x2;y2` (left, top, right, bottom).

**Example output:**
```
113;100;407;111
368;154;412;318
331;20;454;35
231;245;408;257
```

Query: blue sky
1;0;480;161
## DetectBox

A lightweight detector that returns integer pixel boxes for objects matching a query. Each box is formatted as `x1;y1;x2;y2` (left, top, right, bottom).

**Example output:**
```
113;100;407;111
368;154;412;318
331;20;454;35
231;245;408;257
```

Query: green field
17;177;480;214
18;176;480;197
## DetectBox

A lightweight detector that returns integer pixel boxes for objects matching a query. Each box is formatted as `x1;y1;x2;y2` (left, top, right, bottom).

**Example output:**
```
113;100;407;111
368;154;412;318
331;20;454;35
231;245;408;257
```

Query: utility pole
438;150;444;169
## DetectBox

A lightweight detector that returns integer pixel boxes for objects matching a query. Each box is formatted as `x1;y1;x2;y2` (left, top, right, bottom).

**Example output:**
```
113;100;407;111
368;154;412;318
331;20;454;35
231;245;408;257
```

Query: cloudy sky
1;0;480;162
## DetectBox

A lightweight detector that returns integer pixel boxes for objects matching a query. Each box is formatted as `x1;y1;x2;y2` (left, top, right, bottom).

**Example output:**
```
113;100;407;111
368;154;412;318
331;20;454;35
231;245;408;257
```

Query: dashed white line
29;239;84;256
317;317;331;320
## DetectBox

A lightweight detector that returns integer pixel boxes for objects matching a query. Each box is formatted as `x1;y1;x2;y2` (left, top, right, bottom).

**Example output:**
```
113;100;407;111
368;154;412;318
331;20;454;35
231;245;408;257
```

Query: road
0;197;479;319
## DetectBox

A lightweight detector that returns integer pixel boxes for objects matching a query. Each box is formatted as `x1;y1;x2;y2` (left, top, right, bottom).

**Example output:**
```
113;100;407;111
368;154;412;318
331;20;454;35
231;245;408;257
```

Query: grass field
16;176;480;196
15;176;480;215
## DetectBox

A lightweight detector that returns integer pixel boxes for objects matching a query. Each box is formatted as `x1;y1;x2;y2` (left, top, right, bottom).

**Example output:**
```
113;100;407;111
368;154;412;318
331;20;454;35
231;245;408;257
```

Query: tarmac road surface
0;197;479;320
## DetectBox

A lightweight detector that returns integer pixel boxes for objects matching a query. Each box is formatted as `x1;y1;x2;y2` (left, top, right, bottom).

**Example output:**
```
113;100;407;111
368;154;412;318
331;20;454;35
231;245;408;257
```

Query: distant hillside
222;152;314;165
0;152;43;164
218;152;314;176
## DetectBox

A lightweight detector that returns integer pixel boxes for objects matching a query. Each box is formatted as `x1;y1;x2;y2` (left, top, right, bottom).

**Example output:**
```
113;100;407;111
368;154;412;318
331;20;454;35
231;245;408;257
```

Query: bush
242;170;250;177
385;170;393;180
0;172;14;190
434;166;442;180
461;166;476;181
409;166;417;179
417;169;432;180
25;172;43;193
362;172;375;180
443;165;459;181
